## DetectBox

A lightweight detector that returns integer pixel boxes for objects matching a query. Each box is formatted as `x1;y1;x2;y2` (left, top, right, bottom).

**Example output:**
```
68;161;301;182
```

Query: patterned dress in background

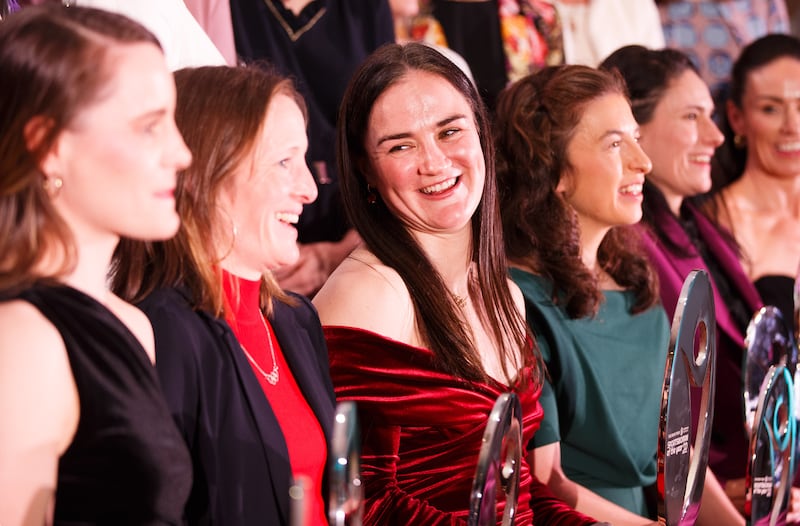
658;0;790;94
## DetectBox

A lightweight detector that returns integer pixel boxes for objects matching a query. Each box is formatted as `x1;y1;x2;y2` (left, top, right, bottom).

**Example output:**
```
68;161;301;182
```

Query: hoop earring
733;134;746;149
215;206;238;262
366;184;377;205
43;176;63;198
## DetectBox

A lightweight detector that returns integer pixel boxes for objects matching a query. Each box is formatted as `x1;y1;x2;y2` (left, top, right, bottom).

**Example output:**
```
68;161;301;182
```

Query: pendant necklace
240;313;280;385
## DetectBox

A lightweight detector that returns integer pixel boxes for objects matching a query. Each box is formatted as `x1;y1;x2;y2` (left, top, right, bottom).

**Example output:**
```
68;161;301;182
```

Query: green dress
511;268;670;517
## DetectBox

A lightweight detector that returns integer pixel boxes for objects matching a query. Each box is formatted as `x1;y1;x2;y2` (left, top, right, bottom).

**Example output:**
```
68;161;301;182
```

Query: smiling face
729;56;800;180
558;93;652;240
639;70;724;212
45;42;191;244
219;93;317;277
364;70;485;240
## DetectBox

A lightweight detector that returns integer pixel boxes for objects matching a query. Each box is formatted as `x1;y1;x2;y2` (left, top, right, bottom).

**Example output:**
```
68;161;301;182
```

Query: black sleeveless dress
754;275;795;336
15;283;192;525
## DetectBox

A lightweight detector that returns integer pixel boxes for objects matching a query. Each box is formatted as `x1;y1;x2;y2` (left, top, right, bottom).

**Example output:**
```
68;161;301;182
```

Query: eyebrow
597;127;640;141
375;114;468;147
753;94;791;103
132;108;168;123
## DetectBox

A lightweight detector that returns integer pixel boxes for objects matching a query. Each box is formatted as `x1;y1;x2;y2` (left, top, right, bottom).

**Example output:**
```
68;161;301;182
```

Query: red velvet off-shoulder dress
324;326;597;526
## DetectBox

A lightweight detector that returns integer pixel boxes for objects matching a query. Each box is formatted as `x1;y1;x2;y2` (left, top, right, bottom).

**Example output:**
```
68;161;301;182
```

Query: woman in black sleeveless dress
0;6;193;524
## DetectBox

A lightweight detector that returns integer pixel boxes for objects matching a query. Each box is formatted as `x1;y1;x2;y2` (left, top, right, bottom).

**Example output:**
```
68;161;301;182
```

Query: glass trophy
743;306;797;526
328;401;363;526
468;392;523;526
658;269;716;525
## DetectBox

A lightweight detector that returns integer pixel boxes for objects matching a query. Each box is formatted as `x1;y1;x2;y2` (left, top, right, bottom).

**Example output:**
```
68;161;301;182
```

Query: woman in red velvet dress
312;42;599;526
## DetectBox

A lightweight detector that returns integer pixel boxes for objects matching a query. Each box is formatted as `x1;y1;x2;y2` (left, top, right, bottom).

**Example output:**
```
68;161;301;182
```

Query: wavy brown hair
338;42;536;385
495;65;659;318
0;5;160;296
111;65;305;316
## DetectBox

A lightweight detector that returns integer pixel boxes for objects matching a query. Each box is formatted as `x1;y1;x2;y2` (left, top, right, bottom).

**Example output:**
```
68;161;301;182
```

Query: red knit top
223;271;327;526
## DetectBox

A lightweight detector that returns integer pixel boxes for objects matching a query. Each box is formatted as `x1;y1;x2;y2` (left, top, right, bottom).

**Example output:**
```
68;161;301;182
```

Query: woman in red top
111;65;335;525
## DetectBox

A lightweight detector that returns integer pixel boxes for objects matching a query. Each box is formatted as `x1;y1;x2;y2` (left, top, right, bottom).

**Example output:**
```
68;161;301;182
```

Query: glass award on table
657;269;717;526
743;306;798;526
468;392;523;526
328;401;363;526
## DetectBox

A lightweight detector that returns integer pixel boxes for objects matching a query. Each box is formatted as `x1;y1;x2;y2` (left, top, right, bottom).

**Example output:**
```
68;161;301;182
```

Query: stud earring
43;176;63;198
733;134;746;149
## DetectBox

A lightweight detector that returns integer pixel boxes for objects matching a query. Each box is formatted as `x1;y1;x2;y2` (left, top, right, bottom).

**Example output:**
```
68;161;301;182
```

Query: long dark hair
111;65;305;317
495;65;659;318
600;45;701;257
0;5;160;295
337;42;534;385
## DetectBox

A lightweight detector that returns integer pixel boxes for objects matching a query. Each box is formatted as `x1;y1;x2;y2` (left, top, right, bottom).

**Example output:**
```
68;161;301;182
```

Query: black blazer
140;288;336;526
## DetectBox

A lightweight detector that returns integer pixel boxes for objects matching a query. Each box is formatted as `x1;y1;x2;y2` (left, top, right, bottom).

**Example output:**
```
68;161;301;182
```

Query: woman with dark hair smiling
600;45;762;519
313;43;597;525
496;63;744;525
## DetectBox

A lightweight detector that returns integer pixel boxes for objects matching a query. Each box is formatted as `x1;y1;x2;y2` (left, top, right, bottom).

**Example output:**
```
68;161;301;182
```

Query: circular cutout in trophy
746;364;796;525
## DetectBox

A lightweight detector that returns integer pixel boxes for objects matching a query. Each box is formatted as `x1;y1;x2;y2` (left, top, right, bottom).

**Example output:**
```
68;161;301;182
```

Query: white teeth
777;142;800;152
688;154;712;163
620;183;643;195
276;212;299;224
420;177;457;194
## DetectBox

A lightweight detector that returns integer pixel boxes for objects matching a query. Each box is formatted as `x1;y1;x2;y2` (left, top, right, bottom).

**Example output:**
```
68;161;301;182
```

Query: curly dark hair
495;65;659;318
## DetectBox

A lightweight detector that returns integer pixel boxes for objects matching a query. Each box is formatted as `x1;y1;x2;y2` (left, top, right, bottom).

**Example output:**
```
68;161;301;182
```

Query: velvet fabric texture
325;325;596;526
15;283;192;525
638;202;763;483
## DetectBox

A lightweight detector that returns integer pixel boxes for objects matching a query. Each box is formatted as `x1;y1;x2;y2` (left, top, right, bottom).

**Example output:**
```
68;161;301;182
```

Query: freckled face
364;70;485;238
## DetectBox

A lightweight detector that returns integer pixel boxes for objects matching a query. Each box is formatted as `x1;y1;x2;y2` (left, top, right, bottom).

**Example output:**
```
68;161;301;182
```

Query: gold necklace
264;0;327;42
240;313;280;385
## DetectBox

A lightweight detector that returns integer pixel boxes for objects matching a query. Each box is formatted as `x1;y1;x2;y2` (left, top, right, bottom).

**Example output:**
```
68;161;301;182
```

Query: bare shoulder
313;249;416;341
507;278;526;317
0;299;67;369
0;300;78;444
0;300;79;524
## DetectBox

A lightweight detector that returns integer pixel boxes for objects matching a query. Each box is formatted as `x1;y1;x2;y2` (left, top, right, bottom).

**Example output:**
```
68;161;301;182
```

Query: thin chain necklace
240;313;280;385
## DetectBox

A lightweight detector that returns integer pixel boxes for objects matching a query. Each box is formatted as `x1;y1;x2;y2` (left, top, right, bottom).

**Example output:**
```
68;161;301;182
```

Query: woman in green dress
494;64;745;526
494;64;664;525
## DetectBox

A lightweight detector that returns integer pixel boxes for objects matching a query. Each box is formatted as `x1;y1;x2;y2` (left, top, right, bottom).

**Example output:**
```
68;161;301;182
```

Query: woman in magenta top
112;65;335;525
313;42;598;526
